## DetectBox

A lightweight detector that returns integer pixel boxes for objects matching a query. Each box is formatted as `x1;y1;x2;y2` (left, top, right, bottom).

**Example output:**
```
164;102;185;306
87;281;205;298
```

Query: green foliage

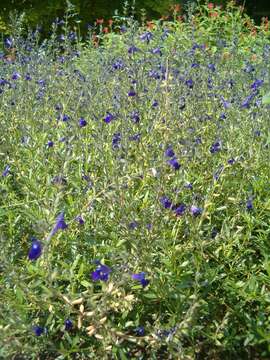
0;2;270;359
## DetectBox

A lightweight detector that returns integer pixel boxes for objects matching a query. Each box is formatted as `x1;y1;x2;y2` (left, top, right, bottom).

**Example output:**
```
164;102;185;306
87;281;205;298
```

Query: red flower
96;18;104;25
208;3;214;10
209;11;218;17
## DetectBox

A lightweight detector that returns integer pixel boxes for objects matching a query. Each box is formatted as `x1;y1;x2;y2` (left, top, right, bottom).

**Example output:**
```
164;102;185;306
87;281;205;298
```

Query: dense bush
0;2;270;359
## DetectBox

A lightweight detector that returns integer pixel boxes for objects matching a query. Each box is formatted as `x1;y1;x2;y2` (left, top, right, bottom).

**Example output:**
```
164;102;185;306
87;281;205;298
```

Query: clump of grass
0;1;270;358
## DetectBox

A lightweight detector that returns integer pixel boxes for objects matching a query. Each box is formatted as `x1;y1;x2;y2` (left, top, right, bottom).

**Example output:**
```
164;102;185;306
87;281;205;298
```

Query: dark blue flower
227;158;235;165
134;326;145;336
129;110;140;123
210;141;221;153
112;133;121;150
246;199;253;211
173;204;186;216
55;103;62;111
184;183;193;190
208;63;216;72
47;140;54;148
129;133;141;141
128;45;139;54
64;319;73;331
132;272;149;288
112;59;124;70
104;112;115;123
25;73;32;81
4;37;13;49
79;117;87;127
76;215;85;225
241;93;256;109
152;100;159;108
37;79;45;86
220;112;226;120
128;89;136;97
91;263;112;282
33;325;44;336
140;31;153;42
165;146;175;158
129;221;138;230
51;212;68;236
221;97;230;109
152;47;162;55
160;196;172;209
251;79;263;91
68;31;76;41
167;157;180;170
185;79;193;89
58;114;70;122
11;72;20;80
190;205;203;217
2;165;10;177
244;64;255;73
28;240;42;260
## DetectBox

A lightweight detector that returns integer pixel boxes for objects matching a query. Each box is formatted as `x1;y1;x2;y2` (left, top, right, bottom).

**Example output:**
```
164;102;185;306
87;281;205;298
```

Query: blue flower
28;239;42;260
64;319;73;331
210;141;221;153
25;73;32;81
129;221;138;230
4;37;13;49
129;133;141;141
128;45;139;54
227;158;235;165
140;32;153;43
152;100;159;108
75;215;85;225
33;325;44;336
104;112;115;123
47;140;54;148
251;79;263;91
185;79;193;89
112;133;121;149
11;72;20;80
51;212;68;237
2;165;10;177
208;63;216;72
246;199;253;211
79;117;87;127
173;204;186;216
184;183;193;190
152;47;162;56
112;59;124;70
92;263;112;282
165;146;175;158
160;196;172;209
167;157;180;170
134;326;145;336
130;111;140;123
190;205;203;217
128;89;136;97
132;272;149;288
241;93;256;109
58;114;70;122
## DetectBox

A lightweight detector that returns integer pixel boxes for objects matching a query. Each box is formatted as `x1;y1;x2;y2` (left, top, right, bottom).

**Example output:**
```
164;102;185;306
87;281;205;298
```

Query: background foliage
0;0;270;36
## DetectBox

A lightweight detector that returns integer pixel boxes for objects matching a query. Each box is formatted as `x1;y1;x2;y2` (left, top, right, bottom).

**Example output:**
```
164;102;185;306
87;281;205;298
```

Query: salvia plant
0;1;270;359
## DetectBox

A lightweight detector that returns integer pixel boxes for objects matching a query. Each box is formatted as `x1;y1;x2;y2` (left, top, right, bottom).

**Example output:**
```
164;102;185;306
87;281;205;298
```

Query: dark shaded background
0;0;270;34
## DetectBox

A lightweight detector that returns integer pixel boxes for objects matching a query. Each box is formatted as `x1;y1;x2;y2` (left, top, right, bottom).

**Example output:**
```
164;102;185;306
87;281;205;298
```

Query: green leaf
262;93;270;105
